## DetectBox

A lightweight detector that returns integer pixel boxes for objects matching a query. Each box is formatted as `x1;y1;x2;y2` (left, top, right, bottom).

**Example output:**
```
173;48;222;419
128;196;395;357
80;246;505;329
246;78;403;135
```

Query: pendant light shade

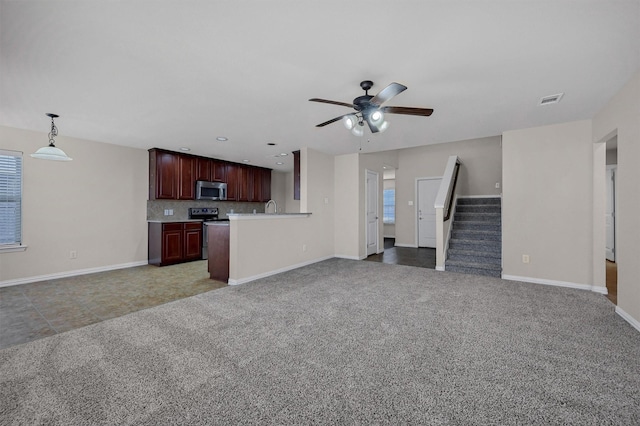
31;113;72;161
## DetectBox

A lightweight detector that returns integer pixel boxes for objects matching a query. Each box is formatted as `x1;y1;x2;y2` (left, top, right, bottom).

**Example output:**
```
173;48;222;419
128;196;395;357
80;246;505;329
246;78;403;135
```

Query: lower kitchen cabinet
148;222;202;266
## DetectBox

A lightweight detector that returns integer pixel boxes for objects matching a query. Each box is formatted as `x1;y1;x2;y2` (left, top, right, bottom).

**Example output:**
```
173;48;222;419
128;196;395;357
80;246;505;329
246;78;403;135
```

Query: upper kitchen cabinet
178;155;196;200
196;158;211;181
211;159;227;182
252;167;271;202
293;150;300;200
225;162;239;201
149;149;178;199
149;148;271;202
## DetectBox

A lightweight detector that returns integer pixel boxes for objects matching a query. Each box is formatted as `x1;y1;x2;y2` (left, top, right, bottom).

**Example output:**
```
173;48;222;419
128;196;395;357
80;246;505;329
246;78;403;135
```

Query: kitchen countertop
227;213;312;220
147;219;203;223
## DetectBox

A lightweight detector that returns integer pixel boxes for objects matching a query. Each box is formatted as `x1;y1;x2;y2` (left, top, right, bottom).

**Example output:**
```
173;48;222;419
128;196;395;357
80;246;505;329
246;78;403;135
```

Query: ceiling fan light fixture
343;115;357;130
351;124;364;137
378;121;389;133
370;110;383;123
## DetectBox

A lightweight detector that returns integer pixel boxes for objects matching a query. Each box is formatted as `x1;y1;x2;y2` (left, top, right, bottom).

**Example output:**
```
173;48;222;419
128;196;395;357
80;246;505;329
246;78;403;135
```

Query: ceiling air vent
539;93;564;106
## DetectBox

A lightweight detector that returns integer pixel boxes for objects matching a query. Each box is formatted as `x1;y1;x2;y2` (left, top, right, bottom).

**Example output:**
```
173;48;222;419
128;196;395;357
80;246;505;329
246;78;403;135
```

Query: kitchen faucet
265;199;277;214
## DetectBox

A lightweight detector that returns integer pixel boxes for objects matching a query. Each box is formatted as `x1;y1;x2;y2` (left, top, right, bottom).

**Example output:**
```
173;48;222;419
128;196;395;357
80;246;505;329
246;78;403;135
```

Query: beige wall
283;171;300;213
395;136;502;247
228;147;335;282
502;120;595;287
593;71;640;326
334;153;360;259
0;126;148;284
270;170;287;213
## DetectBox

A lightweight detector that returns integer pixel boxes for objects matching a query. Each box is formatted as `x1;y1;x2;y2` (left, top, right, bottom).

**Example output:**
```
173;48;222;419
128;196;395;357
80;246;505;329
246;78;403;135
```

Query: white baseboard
501;274;607;294
228;255;334;286
335;254;366;261
458;195;502;199
394;243;418;248
0;260;149;288
615;306;640;333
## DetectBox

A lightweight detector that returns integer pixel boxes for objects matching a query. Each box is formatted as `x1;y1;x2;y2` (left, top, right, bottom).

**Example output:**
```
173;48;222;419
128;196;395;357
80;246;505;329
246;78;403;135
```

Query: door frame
606;164;617;262
365;169;380;256
415;176;443;248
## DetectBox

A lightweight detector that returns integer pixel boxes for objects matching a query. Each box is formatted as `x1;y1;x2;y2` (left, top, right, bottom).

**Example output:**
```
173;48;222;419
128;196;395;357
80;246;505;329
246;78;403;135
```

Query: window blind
0;150;22;245
383;188;395;224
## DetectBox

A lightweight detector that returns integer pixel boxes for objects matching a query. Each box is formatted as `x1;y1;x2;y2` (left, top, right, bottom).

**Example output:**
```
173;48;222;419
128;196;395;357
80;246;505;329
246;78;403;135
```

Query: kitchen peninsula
206;213;313;283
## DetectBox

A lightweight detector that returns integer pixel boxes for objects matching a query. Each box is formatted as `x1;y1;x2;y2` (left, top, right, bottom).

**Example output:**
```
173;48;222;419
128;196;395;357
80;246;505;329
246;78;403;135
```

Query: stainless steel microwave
196;181;227;201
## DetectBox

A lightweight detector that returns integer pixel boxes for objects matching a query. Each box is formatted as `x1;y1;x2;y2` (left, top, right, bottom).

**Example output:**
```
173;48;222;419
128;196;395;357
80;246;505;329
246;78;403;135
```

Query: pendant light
31;113;72;161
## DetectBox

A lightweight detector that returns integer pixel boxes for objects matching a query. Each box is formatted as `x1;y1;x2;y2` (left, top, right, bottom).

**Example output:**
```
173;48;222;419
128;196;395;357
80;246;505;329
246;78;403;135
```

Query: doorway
366;170;379;256
605;137;618;305
417;177;442;248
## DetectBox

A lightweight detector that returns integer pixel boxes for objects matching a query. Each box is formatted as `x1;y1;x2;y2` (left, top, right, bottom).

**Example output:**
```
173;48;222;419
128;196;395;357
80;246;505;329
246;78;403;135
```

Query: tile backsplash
147;200;266;221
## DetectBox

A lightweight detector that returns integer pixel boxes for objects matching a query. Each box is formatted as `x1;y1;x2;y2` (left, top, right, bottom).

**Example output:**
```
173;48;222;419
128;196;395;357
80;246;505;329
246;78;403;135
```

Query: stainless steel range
188;207;229;259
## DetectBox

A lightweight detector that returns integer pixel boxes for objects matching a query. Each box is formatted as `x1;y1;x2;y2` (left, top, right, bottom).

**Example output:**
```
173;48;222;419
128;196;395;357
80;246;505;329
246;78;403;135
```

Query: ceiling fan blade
381;106;434;116
315;113;355;127
309;98;355;108
369;82;407;106
365;118;380;134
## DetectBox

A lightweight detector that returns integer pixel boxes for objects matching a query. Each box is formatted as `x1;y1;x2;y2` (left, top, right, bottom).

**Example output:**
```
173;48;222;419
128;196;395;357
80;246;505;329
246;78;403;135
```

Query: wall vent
539;93;564;106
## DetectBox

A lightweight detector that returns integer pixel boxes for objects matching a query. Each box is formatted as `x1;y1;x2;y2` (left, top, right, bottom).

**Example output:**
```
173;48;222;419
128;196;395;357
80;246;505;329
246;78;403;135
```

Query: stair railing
434;155;461;271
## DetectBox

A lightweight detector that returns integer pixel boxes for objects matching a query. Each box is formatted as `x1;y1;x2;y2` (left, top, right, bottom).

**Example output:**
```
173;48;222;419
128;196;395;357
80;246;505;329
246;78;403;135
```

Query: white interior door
366;170;379;256
606;166;616;261
418;178;441;248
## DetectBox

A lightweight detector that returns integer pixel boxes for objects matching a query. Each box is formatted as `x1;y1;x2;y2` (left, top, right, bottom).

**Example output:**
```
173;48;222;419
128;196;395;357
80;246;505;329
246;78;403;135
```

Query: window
0;150;23;247
383;188;395;224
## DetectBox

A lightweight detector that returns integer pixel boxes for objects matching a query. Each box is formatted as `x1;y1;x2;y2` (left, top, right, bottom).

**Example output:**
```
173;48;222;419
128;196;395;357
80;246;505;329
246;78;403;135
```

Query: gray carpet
1;258;639;425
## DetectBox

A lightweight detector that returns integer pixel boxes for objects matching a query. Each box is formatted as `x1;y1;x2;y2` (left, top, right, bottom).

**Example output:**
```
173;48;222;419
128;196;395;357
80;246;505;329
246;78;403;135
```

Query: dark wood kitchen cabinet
149;149;179;200
225;162;239;201
178;155;196;200
237;164;251;202
293;150;300;200
211;159;227;182
196;158;211;181
149;148;271;202
148;222;202;266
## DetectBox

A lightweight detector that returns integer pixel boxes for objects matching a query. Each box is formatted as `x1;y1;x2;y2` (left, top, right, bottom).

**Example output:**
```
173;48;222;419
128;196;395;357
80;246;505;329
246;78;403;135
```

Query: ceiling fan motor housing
353;95;374;111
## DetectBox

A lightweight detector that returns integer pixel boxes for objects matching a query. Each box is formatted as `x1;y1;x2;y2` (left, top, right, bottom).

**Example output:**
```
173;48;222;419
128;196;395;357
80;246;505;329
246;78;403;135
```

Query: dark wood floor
364;238;436;269
606;260;617;305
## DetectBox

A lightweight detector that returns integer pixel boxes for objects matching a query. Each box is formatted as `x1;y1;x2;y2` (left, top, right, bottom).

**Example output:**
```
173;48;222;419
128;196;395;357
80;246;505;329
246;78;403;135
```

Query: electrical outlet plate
522;254;530;264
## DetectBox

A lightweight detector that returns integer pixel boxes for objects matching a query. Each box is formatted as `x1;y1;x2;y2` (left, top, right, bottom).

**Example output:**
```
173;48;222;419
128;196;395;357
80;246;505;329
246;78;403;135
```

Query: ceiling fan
309;80;433;136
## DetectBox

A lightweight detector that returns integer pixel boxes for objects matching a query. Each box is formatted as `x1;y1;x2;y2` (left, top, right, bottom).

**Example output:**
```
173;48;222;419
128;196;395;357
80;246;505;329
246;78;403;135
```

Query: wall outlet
70;250;77;259
324;197;329;204
302;244;307;252
522;254;530;264
495;182;501;189
408;201;414;206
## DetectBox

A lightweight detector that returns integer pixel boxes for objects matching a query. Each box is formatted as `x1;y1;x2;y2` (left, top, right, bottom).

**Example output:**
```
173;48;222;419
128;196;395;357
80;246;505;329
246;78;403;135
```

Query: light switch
408;201;414;206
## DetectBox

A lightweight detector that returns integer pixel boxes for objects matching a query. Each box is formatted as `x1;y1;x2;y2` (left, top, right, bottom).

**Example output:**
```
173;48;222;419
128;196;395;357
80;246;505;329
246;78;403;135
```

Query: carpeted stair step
454;212;501;223
451;229;501;242
457;197;501;206
446;261;502;278
447;248;501;265
453;221;501;232
448;238;501;253
456;204;501;214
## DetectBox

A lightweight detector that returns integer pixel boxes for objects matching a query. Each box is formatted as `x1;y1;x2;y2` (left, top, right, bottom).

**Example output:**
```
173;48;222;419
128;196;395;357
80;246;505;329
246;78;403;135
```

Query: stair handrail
434;155;461;271
434;156;461;219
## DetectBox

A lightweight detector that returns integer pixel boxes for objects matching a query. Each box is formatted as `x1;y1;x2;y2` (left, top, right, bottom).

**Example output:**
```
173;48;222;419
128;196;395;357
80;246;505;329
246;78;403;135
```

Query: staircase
446;197;502;278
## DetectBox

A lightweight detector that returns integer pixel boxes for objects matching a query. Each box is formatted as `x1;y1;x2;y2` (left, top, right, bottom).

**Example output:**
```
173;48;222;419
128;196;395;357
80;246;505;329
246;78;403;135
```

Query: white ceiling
1;1;639;171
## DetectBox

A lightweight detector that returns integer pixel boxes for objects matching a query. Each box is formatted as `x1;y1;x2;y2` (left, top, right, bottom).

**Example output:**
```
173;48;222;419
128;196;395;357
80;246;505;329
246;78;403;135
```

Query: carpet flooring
1;258;638;425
